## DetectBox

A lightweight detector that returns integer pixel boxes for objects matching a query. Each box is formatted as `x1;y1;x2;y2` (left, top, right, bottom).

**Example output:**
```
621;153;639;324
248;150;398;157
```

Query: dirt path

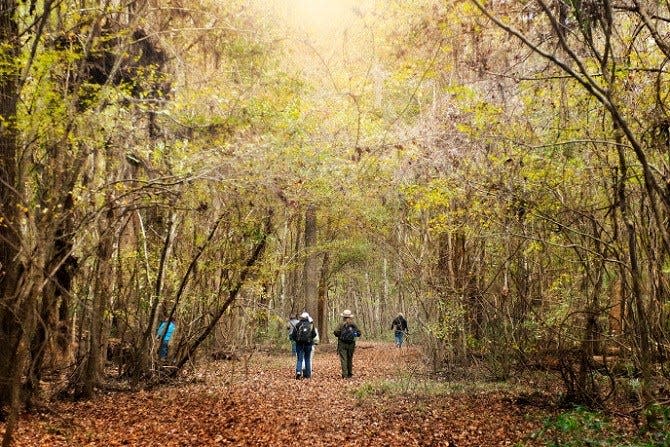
4;342;549;446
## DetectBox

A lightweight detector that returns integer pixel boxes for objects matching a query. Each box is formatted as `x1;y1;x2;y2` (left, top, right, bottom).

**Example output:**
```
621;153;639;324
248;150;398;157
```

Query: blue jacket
157;320;176;342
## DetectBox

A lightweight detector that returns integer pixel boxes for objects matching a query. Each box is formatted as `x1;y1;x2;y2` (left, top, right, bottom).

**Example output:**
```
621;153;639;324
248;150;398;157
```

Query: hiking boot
295;372;302;380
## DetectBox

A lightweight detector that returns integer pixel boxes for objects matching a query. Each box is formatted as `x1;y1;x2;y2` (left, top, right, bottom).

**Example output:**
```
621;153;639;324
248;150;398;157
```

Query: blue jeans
159;340;170;359
394;331;405;347
295;343;313;378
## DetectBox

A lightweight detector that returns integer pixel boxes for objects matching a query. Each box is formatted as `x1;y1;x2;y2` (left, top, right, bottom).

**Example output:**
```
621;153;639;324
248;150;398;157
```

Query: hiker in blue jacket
156;317;176;360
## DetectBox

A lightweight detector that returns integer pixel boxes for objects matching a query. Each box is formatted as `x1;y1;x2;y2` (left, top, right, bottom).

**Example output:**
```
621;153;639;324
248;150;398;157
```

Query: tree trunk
0;1;24;437
616;143;653;402
75;208;115;399
317;251;330;342
27;198;78;399
301;204;319;314
288;217;302;314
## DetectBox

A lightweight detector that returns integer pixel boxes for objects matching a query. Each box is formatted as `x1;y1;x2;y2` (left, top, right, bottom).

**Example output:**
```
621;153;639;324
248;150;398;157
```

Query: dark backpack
339;324;357;343
294;321;313;343
392;317;406;331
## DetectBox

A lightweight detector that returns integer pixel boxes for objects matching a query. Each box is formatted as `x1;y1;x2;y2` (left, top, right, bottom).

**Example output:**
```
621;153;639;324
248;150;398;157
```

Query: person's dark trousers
337;341;356;378
159;341;169;359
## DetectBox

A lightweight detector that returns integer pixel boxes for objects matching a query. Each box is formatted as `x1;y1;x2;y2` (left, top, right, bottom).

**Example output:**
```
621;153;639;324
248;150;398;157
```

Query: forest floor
1;341;646;446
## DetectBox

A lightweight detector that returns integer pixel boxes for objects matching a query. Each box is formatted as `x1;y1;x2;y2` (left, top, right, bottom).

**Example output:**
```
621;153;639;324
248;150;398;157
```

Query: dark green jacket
333;321;361;344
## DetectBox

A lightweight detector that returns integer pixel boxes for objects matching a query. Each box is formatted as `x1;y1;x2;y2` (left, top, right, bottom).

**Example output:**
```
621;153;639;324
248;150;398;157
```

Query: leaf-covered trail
5;342;549;446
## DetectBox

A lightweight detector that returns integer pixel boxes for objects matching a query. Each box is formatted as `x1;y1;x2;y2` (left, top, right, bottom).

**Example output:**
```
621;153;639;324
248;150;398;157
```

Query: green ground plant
530;406;670;447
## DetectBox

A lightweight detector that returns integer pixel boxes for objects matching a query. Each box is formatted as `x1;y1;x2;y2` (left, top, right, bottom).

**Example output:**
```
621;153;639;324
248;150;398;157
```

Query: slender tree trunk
129;212;176;377
302;205;318;314
317;252;330;342
288;217;302;313
616;145;653;402
27;200;78;399
76;209;115;398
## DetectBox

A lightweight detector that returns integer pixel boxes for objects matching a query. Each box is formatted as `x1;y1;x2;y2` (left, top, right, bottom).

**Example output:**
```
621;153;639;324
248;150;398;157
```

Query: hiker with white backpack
290;312;317;379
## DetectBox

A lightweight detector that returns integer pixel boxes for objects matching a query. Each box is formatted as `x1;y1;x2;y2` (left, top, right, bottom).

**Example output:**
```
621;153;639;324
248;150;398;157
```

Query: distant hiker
290;312;317;379
288;314;299;355
391;313;408;348
156;317;176;360
333;309;361;379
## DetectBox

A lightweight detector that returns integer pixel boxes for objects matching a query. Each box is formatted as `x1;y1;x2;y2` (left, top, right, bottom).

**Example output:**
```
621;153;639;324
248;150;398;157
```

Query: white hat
341;309;354;318
300;312;310;319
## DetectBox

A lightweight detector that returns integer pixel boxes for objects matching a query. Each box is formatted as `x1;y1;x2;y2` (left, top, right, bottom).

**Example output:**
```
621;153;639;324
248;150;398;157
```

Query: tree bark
316;251;330;342
301;204;319;314
615;145;653;402
76;207;115;399
0;3;24;439
27;196;78;399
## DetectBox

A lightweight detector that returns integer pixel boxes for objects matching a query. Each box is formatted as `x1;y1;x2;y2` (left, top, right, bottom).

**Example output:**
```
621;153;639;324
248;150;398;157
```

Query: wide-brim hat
341;309;354;318
300;312;310;319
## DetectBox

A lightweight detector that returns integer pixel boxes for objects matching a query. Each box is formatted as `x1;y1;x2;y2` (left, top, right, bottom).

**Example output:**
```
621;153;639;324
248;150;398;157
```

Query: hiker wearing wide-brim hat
333;309;361;379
